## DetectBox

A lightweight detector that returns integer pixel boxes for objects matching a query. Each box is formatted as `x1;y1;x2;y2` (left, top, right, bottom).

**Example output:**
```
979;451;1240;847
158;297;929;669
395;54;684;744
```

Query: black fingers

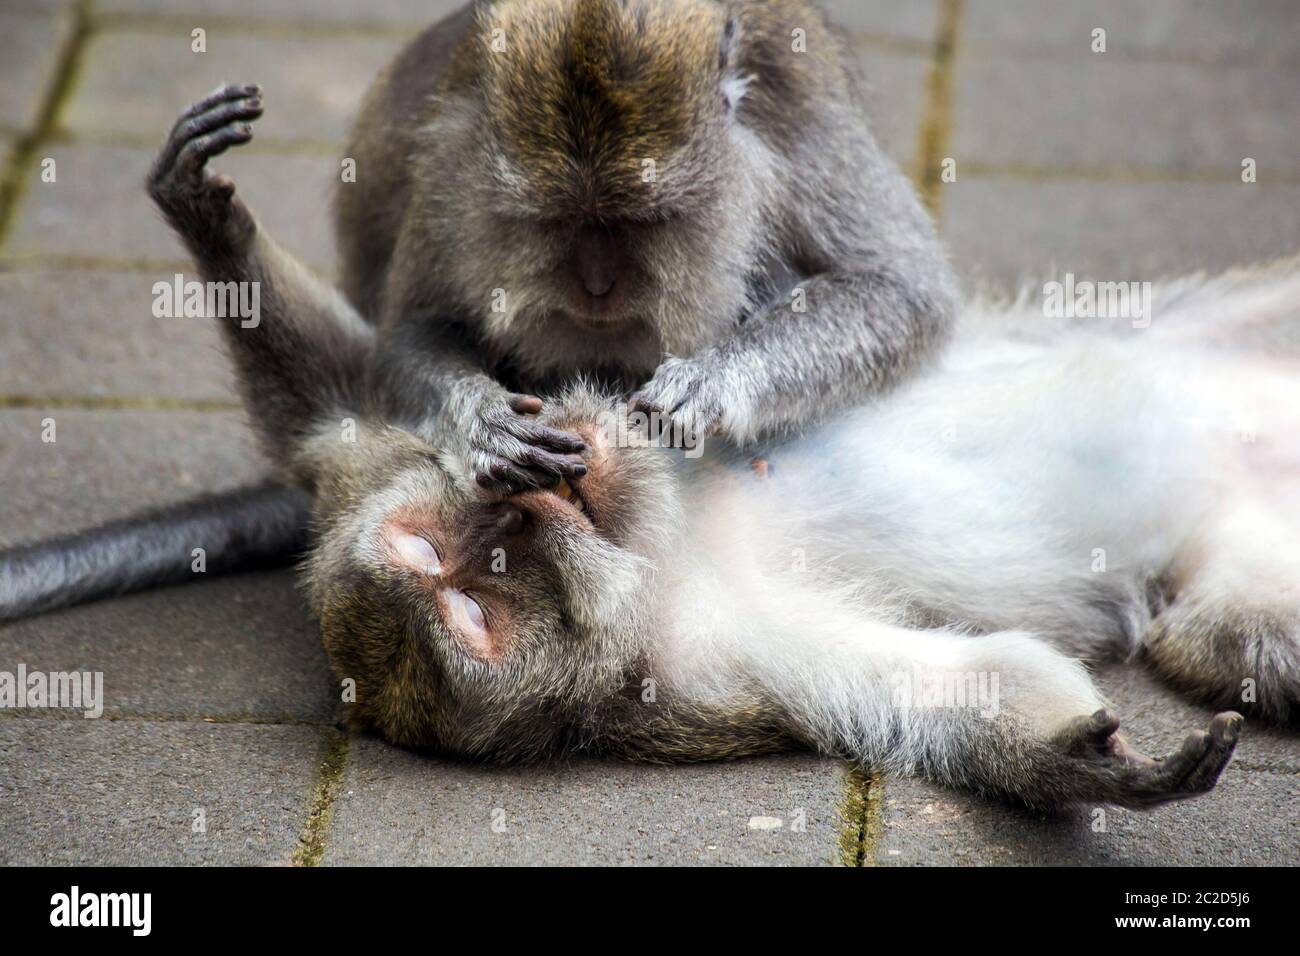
471;395;588;494
503;394;586;452
475;456;561;495
150;83;262;200
175;122;254;176
177;96;263;151
176;82;262;127
473;447;586;496
1178;711;1241;793
502;417;586;454
517;445;587;478
1054;708;1241;809
1118;711;1241;806
147;84;264;259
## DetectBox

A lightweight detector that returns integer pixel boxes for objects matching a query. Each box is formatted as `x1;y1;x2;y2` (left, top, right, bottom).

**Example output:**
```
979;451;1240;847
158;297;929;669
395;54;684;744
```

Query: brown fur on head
402;0;768;370
302;389;682;757
469;0;735;217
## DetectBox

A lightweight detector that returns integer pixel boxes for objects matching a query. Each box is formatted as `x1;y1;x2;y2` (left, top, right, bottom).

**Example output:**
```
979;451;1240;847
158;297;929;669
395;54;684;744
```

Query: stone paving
0;0;1297;866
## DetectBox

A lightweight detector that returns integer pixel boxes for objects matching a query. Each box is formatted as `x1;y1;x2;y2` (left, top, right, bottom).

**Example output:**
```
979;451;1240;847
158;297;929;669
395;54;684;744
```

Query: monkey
0;0;957;620
337;0;958;494
122;94;1300;809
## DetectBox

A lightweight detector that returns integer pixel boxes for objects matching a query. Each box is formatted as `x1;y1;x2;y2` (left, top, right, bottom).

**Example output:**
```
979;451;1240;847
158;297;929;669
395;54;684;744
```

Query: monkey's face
307;393;680;757
426;0;763;368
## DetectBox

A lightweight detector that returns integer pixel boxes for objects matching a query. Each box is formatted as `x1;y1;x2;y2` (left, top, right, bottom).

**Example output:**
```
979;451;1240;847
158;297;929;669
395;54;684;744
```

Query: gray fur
335;0;957;491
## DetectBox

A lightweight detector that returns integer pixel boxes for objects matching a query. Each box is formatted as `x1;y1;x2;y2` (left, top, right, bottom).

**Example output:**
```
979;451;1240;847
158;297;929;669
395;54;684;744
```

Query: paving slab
963;0;1300;64
64;30;404;147
871;661;1300;865
0;134;15;180
0;7;73;136
0;409;263;547
97;0;462;28
0;271;236;403
852;46;930;171
0;569;335;722
872;766;1298;866
325;743;851;866
1;143;337;271
941;176;1300;291
0;719;322;865
952;54;1300;174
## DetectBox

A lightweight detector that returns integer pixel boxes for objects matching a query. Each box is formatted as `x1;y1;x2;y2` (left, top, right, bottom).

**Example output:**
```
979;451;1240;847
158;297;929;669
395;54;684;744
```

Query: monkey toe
1110;711;1239;806
1179;711;1241;792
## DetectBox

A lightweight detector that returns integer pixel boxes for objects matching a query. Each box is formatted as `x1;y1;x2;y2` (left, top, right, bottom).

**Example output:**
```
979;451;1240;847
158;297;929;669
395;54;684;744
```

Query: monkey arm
629;253;956;446
147;83;376;484
716;256;957;443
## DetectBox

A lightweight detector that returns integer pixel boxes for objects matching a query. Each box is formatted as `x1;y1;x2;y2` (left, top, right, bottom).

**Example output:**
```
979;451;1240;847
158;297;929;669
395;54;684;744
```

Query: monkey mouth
513;478;595;532
549;477;593;523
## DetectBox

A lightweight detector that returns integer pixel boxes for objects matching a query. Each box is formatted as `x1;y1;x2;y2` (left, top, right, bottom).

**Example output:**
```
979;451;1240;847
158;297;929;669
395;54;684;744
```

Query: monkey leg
1145;494;1300;723
741;616;1239;809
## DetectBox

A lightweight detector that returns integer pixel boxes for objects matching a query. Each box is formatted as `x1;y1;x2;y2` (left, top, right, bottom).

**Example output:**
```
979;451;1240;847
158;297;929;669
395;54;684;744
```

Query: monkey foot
1052;708;1241;808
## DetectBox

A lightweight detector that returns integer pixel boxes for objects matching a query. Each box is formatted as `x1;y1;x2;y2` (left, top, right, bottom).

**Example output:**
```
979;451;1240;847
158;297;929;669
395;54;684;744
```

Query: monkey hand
459;390;589;496
147;83;263;263
628;355;728;450
1048;708;1241;809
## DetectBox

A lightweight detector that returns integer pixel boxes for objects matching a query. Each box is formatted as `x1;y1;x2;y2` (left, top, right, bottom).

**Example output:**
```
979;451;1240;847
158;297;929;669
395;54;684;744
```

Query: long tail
0;482;311;623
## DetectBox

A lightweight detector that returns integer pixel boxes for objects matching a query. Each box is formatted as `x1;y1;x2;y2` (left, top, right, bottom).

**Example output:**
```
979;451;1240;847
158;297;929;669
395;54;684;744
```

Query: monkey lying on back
135;81;1300;808
0;0;955;620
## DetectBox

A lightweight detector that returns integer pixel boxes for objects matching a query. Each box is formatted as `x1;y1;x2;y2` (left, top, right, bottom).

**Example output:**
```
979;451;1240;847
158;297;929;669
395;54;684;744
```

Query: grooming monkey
341;0;956;494
129;93;1300;809
0;0;955;619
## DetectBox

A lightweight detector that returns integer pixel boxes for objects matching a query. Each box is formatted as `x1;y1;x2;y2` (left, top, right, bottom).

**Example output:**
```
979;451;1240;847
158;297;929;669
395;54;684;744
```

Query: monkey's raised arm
147;84;376;485
0;85;350;621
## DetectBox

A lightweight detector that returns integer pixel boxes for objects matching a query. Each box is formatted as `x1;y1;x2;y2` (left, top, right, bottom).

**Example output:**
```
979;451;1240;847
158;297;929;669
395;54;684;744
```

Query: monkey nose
579;264;616;298
493;502;526;536
573;225;622;299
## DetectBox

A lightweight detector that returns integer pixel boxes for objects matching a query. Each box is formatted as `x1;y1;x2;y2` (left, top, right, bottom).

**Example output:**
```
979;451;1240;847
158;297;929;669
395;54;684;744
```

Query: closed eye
390;531;442;575
442;588;496;660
